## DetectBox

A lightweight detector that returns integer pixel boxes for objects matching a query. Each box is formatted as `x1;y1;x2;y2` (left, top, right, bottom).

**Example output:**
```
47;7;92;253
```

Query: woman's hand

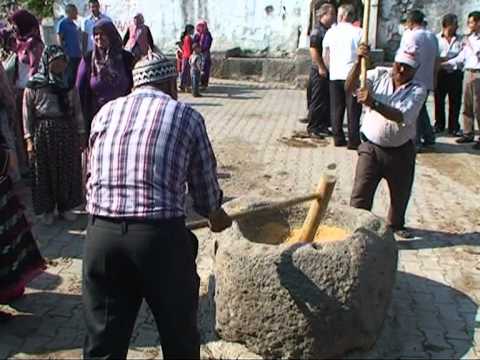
26;138;35;162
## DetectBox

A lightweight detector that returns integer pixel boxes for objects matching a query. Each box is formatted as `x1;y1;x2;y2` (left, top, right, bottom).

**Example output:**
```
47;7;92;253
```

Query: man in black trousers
83;53;232;359
304;3;337;137
322;4;363;149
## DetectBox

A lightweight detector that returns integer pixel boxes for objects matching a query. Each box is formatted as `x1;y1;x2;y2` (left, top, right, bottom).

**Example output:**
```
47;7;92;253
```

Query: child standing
190;42;203;97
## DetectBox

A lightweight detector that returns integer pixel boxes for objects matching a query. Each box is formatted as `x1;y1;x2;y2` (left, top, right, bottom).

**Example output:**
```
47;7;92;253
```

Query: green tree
0;0;55;19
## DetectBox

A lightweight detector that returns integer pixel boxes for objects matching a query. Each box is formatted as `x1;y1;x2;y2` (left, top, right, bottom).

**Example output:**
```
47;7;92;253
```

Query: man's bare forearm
372;101;404;124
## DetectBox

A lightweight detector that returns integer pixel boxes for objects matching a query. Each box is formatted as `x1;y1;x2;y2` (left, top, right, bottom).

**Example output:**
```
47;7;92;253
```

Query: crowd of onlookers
303;2;480;152
0;0;213;225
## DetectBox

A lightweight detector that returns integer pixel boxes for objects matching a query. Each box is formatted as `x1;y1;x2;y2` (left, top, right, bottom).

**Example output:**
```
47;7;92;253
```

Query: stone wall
377;0;480;60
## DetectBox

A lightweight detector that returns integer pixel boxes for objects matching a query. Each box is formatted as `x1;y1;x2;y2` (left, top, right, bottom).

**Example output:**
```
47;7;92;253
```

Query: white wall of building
59;0;311;54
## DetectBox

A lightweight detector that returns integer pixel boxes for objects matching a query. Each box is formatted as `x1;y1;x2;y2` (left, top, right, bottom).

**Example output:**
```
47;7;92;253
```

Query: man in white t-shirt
322;4;363;149
400;10;439;149
81;0;111;55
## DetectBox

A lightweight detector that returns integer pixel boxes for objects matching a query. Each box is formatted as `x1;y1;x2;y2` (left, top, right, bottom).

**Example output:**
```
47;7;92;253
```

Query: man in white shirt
322;4;363;149
346;45;427;239
400;10;439;149
446;11;480;149
81;0;111;55
434;14;464;136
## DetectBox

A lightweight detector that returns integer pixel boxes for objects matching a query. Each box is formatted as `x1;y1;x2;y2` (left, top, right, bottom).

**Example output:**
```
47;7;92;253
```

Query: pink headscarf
125;13;150;59
196;20;207;35
9;9;44;75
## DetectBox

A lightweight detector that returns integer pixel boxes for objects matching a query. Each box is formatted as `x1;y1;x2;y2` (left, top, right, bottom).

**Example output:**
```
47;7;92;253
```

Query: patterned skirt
0;175;46;303
32;118;83;215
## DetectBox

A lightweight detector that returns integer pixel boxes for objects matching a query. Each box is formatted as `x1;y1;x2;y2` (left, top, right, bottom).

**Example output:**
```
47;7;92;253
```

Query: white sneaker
42;213;55;225
61;211;77;222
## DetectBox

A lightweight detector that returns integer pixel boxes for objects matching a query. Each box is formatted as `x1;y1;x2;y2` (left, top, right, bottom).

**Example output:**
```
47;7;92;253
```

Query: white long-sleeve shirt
447;33;480;70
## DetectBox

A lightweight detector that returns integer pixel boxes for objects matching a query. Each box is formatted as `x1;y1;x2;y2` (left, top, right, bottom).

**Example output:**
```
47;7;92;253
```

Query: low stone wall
210;49;385;88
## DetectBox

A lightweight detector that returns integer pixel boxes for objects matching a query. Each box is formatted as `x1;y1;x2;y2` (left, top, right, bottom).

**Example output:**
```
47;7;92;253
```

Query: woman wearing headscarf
76;19;134;135
193;20;213;88
123;13;154;63
0;110;46;323
23;45;85;225
7;10;44;178
179;24;194;92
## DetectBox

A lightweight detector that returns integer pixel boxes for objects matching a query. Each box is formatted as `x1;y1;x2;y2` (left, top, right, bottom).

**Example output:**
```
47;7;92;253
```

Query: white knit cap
132;51;177;87
394;45;419;69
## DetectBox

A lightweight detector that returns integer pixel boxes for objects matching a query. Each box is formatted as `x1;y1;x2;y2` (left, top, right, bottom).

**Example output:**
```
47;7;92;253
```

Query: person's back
84;53;230;359
323;21;362;80
87;87;217;218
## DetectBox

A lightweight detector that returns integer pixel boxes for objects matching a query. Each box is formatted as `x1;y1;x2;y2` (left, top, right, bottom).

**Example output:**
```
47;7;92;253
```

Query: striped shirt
86;86;223;219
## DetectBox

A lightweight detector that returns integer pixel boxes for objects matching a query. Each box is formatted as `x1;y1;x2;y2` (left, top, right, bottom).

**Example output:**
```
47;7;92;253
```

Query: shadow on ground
398;229;480;250
1;270;477;359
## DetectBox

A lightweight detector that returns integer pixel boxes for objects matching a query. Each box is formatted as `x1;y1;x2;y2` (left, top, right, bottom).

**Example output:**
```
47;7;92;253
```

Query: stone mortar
213;203;398;359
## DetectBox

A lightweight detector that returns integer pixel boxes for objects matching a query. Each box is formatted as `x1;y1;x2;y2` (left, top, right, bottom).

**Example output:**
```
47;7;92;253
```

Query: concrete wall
58;0;312;55
377;0;480;59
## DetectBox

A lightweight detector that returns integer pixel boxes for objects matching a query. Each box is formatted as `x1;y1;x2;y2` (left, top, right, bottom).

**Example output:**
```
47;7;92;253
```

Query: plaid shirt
86;87;223;219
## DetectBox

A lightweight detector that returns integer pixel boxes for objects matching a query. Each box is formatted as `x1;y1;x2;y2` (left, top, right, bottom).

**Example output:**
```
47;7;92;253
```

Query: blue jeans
191;70;200;96
417;97;435;146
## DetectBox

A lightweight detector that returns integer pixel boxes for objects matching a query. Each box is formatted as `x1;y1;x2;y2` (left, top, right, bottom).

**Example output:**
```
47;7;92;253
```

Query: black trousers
307;67;330;132
434;69;464;133
83;216;200;360
350;140;416;229
330;80;362;146
66;57;81;88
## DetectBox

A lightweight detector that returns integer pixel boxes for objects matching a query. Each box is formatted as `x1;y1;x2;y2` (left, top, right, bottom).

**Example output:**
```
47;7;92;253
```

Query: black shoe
434;126;445;134
299;118;309;124
334;139;347;147
390;227;414;239
473;141;480;150
347;143;359;150
456;135;475;144
317;127;333;136
307;130;325;139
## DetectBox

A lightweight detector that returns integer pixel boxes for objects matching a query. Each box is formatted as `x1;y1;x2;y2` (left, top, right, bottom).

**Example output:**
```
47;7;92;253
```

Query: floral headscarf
27;45;68;90
26;45;71;113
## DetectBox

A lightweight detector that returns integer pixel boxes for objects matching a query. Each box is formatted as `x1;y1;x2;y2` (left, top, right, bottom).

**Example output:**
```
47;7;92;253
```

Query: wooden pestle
360;0;372;89
187;192;326;231
297;175;337;243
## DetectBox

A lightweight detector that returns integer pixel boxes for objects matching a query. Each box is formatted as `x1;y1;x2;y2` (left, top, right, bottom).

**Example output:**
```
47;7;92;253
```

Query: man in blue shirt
82;0;111;55
57;4;81;87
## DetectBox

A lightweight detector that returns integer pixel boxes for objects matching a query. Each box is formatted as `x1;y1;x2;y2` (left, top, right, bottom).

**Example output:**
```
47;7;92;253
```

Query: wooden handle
360;0;371;89
297;175;337;243
186;192;327;231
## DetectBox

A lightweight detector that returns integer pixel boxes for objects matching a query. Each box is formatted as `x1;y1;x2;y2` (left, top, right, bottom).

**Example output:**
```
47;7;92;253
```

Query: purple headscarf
92;19;124;84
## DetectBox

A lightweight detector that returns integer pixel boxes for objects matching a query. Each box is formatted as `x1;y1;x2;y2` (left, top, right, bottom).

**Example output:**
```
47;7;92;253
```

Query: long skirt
180;58;192;89
32;118;82;215
201;52;211;87
14;89;28;174
0;109;20;182
0;175;46;304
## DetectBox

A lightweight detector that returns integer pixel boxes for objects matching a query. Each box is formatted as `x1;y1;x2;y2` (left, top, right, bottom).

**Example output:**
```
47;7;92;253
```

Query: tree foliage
0;0;55;19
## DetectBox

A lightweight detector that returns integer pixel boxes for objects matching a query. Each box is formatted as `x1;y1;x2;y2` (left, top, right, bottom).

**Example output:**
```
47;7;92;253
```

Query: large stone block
214;204;398;359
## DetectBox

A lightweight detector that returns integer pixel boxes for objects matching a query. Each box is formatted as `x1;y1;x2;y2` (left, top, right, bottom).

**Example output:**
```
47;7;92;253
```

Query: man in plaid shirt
83;52;231;359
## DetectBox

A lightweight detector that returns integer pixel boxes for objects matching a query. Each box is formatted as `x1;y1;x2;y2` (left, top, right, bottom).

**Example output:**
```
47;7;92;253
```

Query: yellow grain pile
284;225;351;244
